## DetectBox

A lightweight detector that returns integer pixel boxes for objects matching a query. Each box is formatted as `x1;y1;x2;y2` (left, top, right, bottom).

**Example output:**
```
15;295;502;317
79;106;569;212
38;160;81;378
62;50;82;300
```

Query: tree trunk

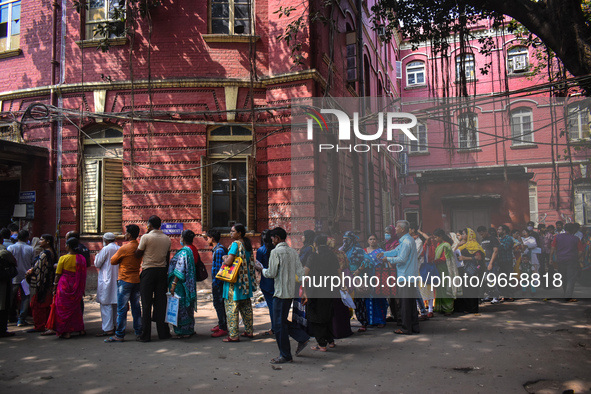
477;0;591;78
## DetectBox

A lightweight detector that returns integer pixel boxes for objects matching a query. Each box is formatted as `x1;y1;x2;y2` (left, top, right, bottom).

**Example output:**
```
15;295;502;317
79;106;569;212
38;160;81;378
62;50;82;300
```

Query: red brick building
0;0;401;265
396;18;591;232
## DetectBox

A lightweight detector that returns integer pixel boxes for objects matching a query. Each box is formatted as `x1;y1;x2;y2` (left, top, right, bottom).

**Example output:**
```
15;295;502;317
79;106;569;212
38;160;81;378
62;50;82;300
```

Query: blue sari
168;247;197;335
364;248;388;326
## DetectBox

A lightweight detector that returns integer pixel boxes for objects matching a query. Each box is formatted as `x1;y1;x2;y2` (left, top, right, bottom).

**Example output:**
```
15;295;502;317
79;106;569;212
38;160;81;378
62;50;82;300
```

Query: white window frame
574;185;591;226
511;107;534;145
86;0;126;40
458;112;479;149
210;0;253;35
409;123;428;153
567;103;590;140
0;0;20;52
507;46;529;74
406;61;425;86
455;53;475;81
529;182;538;225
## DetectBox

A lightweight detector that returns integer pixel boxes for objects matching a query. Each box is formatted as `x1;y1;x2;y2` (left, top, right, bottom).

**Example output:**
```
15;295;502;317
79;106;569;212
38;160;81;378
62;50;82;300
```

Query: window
529;182;538;224
404;210;419;227
82;124;123;234
507;46;529;74
406;61;425;86
511;107;534;144
574;185;591;226
458;112;478;149
346;31;357;81
567;103;590;140
202;125;256;231
211;0;252;35
0;0;20;51
409;123;427;153
86;0;125;40
455;53;475;81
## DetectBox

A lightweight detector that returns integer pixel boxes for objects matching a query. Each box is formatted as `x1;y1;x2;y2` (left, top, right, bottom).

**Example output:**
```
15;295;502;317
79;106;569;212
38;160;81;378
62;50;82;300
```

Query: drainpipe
49;0;60;183
356;0;371;237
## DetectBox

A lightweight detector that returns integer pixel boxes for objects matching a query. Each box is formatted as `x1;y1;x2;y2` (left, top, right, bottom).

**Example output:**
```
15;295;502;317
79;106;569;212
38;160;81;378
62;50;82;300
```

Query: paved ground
0;290;590;394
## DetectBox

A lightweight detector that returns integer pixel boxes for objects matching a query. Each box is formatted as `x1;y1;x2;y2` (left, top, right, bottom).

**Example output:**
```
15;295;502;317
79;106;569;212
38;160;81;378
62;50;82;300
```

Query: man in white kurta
95;233;120;336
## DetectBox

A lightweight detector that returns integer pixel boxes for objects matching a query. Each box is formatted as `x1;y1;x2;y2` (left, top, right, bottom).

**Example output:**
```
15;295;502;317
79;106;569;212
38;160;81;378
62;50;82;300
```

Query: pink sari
51;254;87;335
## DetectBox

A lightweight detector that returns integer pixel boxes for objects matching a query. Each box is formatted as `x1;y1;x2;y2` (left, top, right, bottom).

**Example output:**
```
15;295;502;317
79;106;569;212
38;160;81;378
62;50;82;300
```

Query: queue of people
0;218;588;365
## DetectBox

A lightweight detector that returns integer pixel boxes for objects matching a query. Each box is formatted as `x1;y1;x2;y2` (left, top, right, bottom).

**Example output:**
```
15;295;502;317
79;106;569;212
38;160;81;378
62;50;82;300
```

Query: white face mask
527;226;534;231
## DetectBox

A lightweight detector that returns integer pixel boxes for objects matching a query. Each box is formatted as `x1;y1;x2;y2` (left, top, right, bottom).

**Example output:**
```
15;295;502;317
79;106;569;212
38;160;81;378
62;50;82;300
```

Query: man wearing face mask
526;221;541;248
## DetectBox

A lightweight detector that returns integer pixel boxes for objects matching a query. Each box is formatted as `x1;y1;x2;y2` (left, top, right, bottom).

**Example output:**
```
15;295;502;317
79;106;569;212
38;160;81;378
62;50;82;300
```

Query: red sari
47;254;87;335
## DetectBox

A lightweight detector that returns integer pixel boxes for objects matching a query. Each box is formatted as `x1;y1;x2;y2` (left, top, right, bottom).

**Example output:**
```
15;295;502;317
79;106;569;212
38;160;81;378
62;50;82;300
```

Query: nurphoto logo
301;101;417;153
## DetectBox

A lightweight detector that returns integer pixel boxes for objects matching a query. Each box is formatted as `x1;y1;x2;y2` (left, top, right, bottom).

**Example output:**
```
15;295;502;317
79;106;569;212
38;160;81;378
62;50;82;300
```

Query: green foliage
274;1;336;68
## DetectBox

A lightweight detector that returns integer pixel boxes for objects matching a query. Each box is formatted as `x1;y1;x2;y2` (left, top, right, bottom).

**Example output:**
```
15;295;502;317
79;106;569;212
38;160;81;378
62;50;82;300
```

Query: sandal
567;298;578;302
60;333;71;339
328;342;336;348
222;336;240;342
376;324;386;328
357;326;367;332
40;330;56;336
95;331;115;337
241;332;254;338
311;345;327;352
171;335;192;339
104;336;124;343
79;330;86;337
394;329;411;335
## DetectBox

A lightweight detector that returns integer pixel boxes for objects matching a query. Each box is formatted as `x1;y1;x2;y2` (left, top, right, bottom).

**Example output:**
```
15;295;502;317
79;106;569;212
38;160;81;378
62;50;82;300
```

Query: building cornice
0;70;327;101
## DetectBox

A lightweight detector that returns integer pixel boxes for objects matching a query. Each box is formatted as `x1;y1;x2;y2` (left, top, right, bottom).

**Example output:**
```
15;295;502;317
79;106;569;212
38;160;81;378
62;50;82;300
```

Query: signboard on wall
19;191;36;203
161;223;183;235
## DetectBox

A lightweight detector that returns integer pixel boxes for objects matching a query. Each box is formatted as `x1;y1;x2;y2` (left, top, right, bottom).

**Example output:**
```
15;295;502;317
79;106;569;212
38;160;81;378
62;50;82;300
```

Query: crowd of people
0;217;588;365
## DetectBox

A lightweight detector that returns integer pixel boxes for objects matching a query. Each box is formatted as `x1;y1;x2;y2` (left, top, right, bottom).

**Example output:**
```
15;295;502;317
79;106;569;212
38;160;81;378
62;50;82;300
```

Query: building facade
396;18;591;232
0;0;401;265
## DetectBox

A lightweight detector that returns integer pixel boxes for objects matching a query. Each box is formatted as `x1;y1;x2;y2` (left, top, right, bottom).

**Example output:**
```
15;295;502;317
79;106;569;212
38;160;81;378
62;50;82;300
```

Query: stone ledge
202;34;260;43
0;48;22;60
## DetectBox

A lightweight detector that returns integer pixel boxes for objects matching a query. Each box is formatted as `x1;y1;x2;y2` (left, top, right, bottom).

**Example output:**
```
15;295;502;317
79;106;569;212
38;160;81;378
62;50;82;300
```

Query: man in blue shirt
204;230;228;338
7;230;34;326
380;220;419;335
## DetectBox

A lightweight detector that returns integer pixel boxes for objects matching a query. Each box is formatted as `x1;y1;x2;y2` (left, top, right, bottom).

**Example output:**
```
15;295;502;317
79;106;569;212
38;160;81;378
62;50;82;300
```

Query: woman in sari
327;237;352;339
433;229;462;316
293;230;316;330
48;237;87;339
222;223;255;342
457;228;485;313
364;234;388;327
168;230;198;338
26;234;56;333
340;231;371;332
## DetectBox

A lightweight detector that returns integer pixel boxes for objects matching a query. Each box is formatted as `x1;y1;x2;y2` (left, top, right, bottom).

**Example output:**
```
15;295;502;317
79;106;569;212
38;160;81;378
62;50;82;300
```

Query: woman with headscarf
456;228;485;313
340;231;371;332
432;229;462;316
383;225;400;252
327;237;353;339
168;230;198;338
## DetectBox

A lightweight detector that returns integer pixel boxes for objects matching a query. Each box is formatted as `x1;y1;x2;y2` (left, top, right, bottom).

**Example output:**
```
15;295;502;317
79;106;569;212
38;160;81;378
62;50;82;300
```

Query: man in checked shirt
204;230;228;338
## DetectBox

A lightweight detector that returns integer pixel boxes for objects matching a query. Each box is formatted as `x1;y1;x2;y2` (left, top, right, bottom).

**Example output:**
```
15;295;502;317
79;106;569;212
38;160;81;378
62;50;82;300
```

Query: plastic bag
340;290;356;309
165;293;180;326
